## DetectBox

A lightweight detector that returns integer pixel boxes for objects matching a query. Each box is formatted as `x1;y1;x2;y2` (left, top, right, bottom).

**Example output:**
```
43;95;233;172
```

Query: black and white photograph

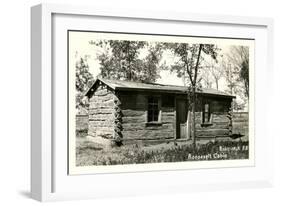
68;31;253;174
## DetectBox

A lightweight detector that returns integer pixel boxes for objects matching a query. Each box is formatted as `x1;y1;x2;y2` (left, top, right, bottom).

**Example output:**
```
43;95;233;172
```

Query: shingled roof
85;78;235;98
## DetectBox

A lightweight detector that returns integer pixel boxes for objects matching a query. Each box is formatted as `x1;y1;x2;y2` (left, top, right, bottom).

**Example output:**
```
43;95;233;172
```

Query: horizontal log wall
194;112;230;138
193;97;232;138
119;92;175;140
87;86;235;141
88;83;115;139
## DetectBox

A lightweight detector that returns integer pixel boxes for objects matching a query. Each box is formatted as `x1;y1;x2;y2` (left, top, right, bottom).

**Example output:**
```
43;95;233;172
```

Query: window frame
201;102;213;126
146;96;162;125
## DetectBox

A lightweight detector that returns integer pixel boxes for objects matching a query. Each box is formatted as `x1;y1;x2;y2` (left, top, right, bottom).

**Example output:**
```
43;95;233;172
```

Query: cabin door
176;99;188;139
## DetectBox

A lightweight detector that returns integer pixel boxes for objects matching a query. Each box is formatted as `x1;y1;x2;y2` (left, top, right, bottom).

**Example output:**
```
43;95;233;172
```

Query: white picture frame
31;3;274;202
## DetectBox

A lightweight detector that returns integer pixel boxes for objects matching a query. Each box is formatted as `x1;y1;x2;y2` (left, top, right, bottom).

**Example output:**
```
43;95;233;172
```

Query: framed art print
31;3;274;201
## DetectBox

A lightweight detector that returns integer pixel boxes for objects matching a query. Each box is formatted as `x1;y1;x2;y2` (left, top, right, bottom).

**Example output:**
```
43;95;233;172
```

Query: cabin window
202;103;211;124
147;97;160;122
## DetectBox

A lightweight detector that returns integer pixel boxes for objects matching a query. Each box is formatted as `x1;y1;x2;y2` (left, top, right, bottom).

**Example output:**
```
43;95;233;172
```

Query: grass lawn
76;137;249;167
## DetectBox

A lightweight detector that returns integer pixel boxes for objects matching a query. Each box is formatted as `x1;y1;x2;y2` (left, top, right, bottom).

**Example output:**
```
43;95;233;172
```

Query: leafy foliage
92;40;163;82
227;46;249;98
136;43;164;82
240;59;249;97
221;50;249;111
75;57;94;108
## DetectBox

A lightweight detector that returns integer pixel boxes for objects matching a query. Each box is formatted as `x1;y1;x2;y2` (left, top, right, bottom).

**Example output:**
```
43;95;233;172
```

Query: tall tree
221;58;246;111
75;56;94;109
165;43;219;147
204;59;223;90
136;43;164;82
109;40;146;80
212;67;223;90
221;58;239;95
92;40;164;82
227;46;249;98
200;68;213;89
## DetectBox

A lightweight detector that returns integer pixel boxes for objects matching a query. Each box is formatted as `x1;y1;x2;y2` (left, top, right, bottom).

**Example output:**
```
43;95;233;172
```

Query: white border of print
31;3;274;202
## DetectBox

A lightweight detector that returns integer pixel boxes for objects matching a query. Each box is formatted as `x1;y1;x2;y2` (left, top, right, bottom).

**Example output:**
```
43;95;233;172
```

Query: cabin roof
85;78;235;98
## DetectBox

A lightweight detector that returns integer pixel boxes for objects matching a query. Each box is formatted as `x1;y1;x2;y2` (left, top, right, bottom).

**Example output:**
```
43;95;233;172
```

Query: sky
69;31;253;107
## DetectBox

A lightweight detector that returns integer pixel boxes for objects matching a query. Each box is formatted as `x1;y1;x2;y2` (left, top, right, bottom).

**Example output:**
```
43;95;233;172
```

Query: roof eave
85;78;236;99
85;78;117;97
115;87;187;94
115;87;235;98
199;92;236;99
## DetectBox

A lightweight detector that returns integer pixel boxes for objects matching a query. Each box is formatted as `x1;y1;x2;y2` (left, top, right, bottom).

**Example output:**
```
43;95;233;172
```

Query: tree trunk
192;86;196;148
186;111;191;140
216;79;219;90
191;44;202;148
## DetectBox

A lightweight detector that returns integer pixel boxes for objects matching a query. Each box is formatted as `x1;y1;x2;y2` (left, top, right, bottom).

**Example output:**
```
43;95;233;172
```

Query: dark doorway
176;99;188;139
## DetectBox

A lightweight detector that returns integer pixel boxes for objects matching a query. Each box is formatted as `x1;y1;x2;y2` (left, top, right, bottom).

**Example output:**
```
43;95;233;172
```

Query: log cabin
85;78;235;146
